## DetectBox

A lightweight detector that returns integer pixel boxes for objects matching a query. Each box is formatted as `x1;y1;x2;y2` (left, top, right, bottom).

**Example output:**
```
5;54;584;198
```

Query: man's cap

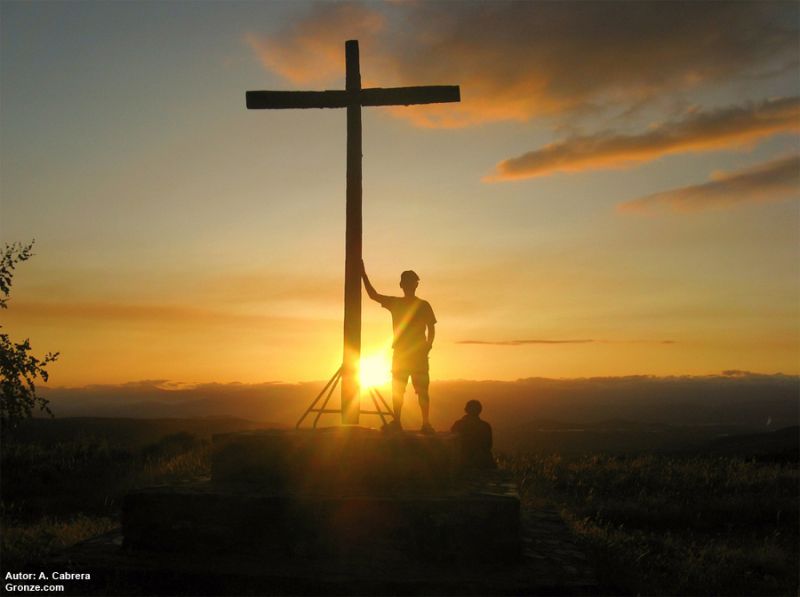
400;270;420;283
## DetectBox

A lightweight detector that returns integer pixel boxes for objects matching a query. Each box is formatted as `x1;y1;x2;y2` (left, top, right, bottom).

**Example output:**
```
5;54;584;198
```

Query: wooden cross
246;40;460;425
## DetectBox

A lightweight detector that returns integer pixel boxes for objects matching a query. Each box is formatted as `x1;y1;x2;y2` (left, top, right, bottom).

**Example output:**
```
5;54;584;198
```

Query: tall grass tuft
1;432;211;567
501;452;799;595
1;515;117;566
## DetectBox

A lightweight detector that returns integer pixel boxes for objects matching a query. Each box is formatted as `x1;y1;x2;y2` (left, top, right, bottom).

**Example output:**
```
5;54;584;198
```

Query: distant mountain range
39;373;798;436
501;416;798;457
7;416;278;449
698;425;799;460
8;416;797;461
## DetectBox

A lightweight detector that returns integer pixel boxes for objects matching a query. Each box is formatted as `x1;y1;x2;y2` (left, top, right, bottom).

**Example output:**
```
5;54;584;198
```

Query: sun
359;354;391;388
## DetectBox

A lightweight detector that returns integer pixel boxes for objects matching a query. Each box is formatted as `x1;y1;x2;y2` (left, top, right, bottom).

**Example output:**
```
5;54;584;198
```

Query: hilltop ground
1;415;797;595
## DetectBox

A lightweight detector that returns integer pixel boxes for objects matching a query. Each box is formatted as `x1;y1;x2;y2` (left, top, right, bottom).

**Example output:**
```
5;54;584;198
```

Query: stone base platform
124;428;519;563
123;472;520;563
80;427;594;595
54;507;597;596
211;426;461;492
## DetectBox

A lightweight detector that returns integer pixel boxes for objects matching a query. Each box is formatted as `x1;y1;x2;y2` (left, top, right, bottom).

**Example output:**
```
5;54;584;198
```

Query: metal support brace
296;365;395;429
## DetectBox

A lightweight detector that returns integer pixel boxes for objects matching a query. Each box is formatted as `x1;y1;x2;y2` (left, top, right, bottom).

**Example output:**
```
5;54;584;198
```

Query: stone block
122;474;520;563
122;428;520;565
211;427;460;493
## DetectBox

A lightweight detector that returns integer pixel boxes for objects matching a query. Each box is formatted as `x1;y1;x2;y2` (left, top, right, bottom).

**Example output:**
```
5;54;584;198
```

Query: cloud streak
245;2;798;128
487;97;800;180
617;154;800;214
458;339;594;346
7;300;333;328
458;339;675;346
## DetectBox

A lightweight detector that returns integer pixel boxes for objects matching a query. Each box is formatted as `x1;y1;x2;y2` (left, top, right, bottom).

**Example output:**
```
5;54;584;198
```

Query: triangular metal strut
296;366;395;429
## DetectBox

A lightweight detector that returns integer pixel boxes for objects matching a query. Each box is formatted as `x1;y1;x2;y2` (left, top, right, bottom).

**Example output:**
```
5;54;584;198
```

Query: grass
2;514;118;566
1;432;211;568
1;428;797;595
500;452;799;595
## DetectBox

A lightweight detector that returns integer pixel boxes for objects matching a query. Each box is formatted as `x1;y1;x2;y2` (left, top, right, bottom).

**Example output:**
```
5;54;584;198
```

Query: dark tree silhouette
0;241;58;426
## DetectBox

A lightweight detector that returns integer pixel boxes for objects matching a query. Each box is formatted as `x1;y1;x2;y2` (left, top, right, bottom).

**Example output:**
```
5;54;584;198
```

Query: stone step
122;476;521;563
54;504;598;596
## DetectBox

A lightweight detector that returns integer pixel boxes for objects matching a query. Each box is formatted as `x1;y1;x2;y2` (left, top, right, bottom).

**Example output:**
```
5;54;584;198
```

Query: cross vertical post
342;40;362;424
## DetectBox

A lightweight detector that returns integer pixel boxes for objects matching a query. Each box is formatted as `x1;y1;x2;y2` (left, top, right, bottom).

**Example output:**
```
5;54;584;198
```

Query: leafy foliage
0;241;59;426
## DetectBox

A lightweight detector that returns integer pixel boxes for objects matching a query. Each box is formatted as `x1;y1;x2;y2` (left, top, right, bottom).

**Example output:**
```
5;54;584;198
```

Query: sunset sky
1;1;798;388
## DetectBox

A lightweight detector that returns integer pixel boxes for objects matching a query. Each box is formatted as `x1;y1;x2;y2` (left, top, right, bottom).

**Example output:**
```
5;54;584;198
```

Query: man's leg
411;372;431;429
392;371;409;426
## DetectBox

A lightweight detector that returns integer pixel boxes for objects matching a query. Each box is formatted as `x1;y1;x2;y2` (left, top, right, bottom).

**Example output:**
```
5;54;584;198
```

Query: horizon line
40;370;798;391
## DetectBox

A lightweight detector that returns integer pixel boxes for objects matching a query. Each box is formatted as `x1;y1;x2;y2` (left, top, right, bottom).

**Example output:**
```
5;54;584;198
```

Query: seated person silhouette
451;400;496;469
362;262;436;433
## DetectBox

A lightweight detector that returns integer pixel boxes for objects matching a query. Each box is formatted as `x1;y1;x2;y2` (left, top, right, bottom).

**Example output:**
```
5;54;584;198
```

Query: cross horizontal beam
246;85;460;110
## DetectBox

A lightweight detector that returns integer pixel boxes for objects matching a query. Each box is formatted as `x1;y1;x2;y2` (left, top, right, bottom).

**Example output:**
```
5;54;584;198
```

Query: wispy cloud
202;271;341;305
618;154;800;214
7;300;331;327
458;339;675;346
458;339;594;346
486;97;800;181
245;2;798;128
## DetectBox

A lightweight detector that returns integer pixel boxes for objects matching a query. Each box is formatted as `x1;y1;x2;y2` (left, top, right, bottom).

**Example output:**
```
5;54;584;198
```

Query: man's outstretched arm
362;261;390;304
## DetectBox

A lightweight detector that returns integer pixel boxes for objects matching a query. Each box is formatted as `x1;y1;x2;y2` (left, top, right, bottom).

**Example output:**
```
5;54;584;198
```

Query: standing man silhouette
362;262;436;433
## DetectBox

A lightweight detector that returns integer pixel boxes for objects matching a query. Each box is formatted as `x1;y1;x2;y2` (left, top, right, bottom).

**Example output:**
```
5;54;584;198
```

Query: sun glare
359;354;391;388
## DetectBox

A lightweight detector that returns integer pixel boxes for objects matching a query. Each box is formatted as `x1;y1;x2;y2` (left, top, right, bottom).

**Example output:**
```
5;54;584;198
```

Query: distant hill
499;419;748;454
5;416;797;461
38;380;318;424
497;415;799;458
39;373;799;429
436;374;799;431
5;416;281;449
695;425;799;461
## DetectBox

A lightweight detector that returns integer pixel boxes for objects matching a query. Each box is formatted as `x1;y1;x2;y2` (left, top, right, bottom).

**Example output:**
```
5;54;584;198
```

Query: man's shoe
382;420;402;432
420;424;435;435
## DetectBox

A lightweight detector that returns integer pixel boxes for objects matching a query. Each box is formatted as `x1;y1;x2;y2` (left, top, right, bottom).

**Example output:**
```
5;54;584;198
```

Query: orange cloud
486;97;800;180
245;2;798;128
244;3;386;86
617;154;800;214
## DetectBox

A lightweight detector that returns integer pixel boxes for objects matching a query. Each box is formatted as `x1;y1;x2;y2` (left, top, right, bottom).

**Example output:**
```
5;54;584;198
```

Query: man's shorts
392;350;430;394
393;369;430;395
